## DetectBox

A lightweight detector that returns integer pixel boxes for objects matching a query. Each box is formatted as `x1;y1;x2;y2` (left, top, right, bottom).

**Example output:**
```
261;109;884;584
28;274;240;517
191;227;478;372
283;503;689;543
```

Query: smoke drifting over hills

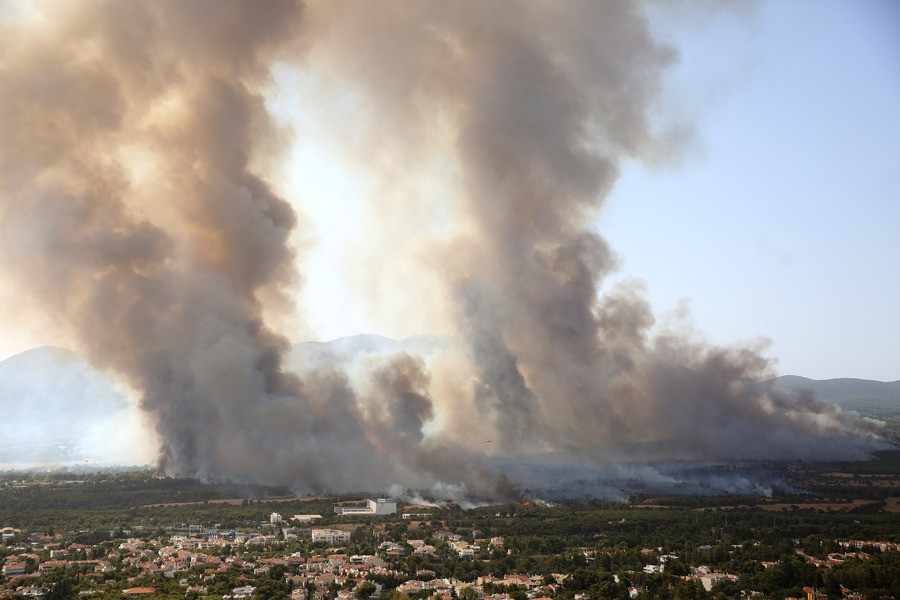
0;1;888;499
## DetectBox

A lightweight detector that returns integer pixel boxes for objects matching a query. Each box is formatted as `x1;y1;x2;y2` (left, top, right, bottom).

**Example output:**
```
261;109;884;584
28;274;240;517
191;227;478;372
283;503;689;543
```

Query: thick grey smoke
0;0;309;480
0;0;516;499
0;1;888;500
297;0;889;465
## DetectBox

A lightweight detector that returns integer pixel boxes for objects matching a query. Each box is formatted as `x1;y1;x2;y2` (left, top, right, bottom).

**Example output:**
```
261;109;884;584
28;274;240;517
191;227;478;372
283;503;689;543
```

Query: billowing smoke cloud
0;1;888;500
300;1;888;465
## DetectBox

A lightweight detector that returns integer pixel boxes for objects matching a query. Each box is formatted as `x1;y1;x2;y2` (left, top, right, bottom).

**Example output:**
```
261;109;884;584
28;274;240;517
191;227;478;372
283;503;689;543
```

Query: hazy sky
1;0;898;382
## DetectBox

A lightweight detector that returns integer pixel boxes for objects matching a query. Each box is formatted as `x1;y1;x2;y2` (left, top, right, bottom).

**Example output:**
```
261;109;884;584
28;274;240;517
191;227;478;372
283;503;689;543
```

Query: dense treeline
1;472;225;510
2;470;897;543
0;471;329;531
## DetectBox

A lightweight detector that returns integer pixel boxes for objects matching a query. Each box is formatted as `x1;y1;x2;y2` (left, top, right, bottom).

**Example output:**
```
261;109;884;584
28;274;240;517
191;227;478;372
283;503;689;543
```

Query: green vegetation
883;419;900;437
1;455;898;600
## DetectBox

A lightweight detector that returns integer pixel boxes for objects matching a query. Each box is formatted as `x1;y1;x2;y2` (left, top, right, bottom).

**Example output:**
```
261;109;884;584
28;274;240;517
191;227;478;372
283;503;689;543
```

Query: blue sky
599;0;900;380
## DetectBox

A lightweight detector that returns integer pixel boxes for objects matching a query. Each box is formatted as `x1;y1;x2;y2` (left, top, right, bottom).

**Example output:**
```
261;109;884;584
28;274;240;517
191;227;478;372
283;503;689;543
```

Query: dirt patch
882;497;900;512
138;496;331;509
824;472;894;479
139;498;245;508
818;474;900;487
756;500;877;512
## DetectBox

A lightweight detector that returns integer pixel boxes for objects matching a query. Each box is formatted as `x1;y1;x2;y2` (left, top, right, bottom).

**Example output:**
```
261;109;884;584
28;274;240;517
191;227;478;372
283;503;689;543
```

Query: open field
138;496;332;509
755;499;879;512
883;497;900;512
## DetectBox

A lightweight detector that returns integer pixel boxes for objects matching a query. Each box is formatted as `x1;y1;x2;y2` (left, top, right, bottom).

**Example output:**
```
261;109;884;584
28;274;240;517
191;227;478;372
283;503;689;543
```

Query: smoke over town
0;1;888;499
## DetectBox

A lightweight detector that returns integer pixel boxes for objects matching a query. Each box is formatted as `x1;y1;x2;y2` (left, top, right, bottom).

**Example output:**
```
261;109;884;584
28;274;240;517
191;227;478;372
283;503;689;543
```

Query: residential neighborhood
1;509;897;599
1;469;898;600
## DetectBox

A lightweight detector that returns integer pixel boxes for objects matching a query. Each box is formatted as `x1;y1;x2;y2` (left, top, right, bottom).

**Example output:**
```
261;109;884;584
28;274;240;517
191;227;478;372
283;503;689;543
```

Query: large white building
311;528;351;544
368;498;397;515
333;498;397;516
292;514;322;523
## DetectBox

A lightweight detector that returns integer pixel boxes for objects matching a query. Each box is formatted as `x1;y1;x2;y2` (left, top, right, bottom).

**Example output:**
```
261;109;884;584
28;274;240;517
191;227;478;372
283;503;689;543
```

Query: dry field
817;473;900;488
755;499;878;512
882;497;900;512
138;496;331;509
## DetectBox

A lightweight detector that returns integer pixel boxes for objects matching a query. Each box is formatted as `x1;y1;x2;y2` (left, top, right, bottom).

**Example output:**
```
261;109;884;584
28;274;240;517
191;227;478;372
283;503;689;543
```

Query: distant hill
0;336;450;466
286;333;450;373
0;346;130;415
4;339;896;467
769;375;900;419
0;346;134;466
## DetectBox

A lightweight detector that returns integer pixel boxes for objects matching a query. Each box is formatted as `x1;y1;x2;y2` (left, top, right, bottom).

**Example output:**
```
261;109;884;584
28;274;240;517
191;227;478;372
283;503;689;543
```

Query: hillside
3;340;898;467
770;375;900;418
0;346;135;466
286;333;449;372
0;336;449;466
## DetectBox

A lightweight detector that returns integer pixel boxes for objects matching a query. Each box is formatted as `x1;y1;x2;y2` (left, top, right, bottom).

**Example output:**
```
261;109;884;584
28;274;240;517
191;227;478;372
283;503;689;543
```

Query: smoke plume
0;1;888;499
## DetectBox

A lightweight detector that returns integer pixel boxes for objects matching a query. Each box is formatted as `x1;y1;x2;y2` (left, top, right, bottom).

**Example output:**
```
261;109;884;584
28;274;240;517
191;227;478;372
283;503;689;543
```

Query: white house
367;498;397;515
312;528;351;544
228;585;256;599
292;514;323;523
2;561;26;576
334;499;397;516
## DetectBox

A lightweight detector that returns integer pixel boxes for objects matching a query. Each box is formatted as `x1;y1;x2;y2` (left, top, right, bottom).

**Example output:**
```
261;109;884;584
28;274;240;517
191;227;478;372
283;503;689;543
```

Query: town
1;456;899;600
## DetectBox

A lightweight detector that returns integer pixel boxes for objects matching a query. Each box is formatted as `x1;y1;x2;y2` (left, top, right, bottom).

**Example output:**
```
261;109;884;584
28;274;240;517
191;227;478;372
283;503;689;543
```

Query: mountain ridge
768;375;900;418
1;338;898;465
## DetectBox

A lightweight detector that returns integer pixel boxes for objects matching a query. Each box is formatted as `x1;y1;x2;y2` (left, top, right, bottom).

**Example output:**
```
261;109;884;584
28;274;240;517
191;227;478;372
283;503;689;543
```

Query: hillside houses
0;509;894;600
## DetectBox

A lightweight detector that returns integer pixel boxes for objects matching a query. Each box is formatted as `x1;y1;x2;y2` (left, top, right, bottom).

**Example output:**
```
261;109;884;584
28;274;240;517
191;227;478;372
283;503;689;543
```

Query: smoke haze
0;1;888;500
